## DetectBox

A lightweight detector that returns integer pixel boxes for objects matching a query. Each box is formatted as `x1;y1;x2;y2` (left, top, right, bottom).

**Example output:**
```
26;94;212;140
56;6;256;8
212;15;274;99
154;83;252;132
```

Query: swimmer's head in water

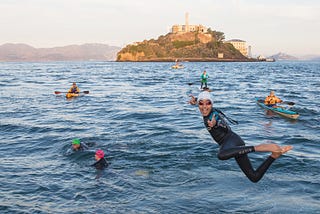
72;138;80;145
95;149;105;159
197;91;213;104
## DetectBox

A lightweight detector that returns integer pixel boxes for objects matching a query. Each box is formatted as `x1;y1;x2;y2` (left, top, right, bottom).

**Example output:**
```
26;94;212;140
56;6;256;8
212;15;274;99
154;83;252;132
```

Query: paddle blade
83;91;89;94
284;101;295;105
54;91;62;94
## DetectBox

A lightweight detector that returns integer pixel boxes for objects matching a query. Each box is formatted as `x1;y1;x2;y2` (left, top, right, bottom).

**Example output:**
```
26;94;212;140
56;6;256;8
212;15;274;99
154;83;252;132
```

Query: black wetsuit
204;108;275;183
92;158;109;170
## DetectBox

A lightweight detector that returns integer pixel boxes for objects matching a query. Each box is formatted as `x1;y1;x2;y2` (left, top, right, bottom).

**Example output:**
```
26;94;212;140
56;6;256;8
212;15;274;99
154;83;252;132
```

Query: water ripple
0;61;319;213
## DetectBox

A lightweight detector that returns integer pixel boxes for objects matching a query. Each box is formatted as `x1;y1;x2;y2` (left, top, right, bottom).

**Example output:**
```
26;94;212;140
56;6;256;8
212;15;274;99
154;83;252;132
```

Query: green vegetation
172;41;195;49
207;28;225;43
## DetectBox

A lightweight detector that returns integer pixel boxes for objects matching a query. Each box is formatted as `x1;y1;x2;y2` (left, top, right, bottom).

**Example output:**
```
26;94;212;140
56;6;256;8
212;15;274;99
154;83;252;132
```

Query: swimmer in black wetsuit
71;138;89;152
191;91;293;183
92;150;109;170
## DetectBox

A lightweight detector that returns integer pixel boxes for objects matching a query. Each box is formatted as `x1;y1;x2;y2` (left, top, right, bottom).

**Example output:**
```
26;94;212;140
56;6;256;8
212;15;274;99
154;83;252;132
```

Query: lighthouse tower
185;12;189;32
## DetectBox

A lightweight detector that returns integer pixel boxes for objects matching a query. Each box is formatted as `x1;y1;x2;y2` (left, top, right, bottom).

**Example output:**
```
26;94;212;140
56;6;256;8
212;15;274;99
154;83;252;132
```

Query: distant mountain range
268;52;320;61
1;43;319;62
0;43;121;62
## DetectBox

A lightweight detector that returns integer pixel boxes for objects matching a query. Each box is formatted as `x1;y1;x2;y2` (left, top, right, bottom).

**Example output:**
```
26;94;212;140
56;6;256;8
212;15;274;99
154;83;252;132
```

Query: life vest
69;86;80;93
201;74;208;83
264;95;281;105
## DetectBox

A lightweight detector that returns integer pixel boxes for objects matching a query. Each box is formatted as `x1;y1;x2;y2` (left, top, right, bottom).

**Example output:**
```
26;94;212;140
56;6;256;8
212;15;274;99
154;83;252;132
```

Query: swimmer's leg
235;154;275;183
217;132;255;160
218;146;255;160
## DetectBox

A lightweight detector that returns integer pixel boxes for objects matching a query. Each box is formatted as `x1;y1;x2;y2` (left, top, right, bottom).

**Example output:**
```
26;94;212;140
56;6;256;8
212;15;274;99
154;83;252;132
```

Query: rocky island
116;29;254;62
117;13;257;62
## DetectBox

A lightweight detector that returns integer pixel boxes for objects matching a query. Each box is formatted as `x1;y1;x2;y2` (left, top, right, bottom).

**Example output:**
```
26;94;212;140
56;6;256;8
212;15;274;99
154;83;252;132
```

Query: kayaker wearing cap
191;91;292;183
71;138;89;152
264;90;282;107
92;149;109;170
68;82;80;94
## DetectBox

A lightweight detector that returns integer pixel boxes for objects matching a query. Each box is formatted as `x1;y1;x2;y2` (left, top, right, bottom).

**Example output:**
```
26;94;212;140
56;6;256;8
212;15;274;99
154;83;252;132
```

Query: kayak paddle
283;101;295;106
54;91;89;94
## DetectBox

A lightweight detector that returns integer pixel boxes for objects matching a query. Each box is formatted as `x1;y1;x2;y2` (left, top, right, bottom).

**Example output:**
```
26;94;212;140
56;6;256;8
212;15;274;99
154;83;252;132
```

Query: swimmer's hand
207;117;217;127
189;95;197;105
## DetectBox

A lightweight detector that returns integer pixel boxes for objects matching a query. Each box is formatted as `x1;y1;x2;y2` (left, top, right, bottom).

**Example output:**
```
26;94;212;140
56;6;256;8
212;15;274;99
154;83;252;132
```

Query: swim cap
72;138;80;145
197;91;213;104
95;149;105;159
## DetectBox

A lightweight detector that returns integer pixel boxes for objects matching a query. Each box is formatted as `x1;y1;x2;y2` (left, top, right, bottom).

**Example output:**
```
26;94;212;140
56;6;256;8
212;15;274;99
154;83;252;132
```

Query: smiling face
198;99;212;116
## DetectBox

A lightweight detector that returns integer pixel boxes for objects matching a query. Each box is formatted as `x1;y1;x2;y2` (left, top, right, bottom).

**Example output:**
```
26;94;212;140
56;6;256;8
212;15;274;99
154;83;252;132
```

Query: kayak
256;98;299;119
66;92;80;99
171;65;184;69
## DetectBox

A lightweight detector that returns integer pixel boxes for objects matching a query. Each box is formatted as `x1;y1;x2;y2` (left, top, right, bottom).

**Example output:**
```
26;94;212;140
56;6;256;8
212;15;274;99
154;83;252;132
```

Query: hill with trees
117;29;252;62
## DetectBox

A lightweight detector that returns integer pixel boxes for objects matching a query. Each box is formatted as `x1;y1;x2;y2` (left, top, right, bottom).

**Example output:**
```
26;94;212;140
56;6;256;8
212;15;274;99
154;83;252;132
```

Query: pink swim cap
95;150;105;159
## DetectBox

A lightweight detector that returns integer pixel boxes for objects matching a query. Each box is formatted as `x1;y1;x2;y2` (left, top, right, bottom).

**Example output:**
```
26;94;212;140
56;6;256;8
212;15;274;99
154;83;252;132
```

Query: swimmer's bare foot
271;145;293;159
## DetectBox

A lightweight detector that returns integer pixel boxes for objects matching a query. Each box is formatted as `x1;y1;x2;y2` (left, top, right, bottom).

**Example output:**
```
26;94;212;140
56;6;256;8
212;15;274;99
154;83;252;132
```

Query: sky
1;0;319;56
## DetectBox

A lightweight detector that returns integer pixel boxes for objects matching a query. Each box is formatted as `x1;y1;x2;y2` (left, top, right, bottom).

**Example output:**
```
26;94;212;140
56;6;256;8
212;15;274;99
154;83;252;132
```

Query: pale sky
1;0;319;56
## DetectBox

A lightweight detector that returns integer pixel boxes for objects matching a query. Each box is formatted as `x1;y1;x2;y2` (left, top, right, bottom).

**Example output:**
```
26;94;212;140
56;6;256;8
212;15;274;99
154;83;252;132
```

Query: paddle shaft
54;91;89;94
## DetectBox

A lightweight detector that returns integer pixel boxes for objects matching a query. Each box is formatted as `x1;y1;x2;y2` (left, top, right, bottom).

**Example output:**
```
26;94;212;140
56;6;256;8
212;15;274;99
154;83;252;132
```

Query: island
117;13;255;62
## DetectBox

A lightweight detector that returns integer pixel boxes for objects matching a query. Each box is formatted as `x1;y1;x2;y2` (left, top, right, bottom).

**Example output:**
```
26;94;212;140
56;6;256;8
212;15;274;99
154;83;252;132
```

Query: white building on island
225;39;248;56
171;13;208;34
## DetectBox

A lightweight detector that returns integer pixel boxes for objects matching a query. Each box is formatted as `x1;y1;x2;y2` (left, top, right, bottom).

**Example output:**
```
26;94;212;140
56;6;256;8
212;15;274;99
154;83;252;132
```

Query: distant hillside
117;31;252;62
310;56;320;61
269;52;298;61
298;54;320;61
0;43;121;62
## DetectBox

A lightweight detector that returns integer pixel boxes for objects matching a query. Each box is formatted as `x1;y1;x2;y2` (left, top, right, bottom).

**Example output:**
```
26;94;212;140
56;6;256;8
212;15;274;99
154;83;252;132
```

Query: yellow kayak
66;93;80;99
171;65;184;69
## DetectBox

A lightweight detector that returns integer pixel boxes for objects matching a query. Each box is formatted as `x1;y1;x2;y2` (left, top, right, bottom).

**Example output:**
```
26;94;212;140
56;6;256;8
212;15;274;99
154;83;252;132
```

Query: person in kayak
92;149;109;170
68;82;80;94
264;91;282;107
71;138;89;152
190;91;292;183
200;70;209;89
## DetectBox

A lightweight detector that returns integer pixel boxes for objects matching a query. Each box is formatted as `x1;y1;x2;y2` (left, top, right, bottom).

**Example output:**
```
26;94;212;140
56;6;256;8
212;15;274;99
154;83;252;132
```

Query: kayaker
68;82;80;94
92;149;109;170
71;138;89;151
175;59;179;66
200;70;209;89
264;91;282;107
190;91;292;183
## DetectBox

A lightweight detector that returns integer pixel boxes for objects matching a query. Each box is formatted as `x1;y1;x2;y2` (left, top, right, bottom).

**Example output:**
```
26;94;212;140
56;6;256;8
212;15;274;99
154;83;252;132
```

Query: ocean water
0;61;319;213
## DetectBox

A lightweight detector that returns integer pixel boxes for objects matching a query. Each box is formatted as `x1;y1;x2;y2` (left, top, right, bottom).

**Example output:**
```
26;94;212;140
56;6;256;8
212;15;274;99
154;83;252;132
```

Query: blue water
0;61;319;213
